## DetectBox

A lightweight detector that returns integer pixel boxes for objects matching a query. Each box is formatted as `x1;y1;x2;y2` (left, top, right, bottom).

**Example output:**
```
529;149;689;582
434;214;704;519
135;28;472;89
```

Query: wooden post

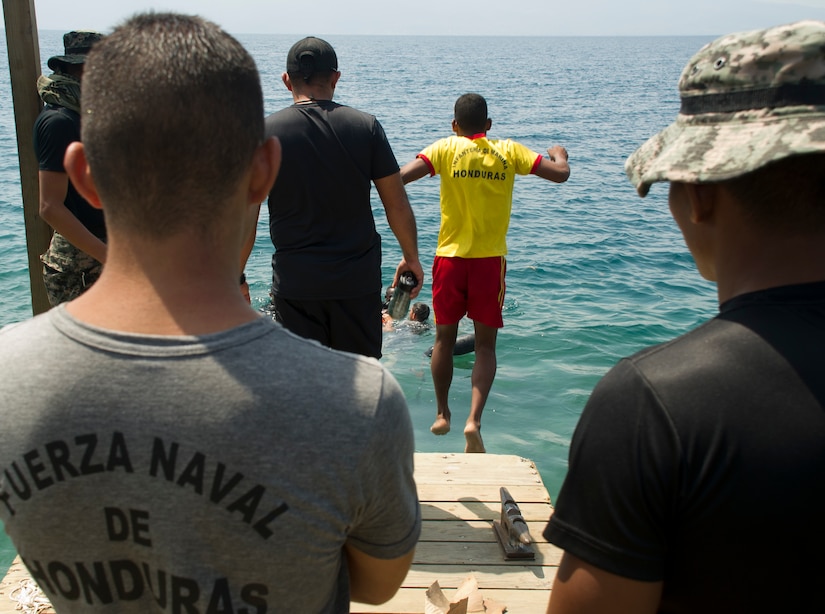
3;0;52;315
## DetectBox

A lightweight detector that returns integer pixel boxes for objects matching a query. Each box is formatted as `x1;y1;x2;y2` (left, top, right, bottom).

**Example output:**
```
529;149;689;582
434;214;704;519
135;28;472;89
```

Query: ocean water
0;33;718;576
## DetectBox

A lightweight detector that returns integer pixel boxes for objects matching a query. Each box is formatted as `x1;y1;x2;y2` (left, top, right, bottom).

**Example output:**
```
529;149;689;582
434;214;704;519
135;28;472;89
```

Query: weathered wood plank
414;454;544;484
401;564;557;589
352;587;552;613
416;483;551;503
419;520;549;542
2;0;53;315
421;500;553;522
412;541;563;567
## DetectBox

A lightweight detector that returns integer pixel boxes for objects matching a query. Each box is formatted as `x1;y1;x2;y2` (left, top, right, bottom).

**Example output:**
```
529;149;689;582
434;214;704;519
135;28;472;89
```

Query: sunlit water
0;32;717;575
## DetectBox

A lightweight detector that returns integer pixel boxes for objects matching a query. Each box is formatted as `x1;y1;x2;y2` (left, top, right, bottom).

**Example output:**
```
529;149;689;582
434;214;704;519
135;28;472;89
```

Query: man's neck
293;96;329;104
715;232;825;305
66;237;258;336
292;85;334;105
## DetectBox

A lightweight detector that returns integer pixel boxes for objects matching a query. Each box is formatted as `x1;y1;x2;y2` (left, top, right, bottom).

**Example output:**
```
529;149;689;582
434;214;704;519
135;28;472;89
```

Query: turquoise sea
0;32;718;576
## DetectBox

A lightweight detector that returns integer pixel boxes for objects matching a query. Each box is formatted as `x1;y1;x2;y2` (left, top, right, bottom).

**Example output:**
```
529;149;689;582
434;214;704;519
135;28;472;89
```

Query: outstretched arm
400;157;429;185
547;553;662;614
535;146;570;183
374;172;424;298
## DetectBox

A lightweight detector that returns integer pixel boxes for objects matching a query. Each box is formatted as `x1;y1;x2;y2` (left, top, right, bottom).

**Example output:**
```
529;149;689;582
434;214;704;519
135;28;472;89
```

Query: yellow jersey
418;134;541;258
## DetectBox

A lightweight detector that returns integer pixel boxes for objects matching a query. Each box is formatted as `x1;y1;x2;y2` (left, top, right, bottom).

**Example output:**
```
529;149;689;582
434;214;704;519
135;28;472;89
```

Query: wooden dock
0;453;558;613
353;453;558;613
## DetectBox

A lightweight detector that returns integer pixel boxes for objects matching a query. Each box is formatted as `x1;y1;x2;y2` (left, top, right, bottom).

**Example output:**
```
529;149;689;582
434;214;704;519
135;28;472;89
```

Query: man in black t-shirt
264;37;423;359
34;30;106;306
545;21;825;614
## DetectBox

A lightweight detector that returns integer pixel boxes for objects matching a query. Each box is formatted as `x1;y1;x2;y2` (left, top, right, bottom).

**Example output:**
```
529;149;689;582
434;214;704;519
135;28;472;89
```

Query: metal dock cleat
492;486;536;560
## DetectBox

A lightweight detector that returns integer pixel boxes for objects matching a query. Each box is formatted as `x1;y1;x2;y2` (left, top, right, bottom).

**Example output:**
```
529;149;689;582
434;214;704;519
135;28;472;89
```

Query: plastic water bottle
387;272;417;320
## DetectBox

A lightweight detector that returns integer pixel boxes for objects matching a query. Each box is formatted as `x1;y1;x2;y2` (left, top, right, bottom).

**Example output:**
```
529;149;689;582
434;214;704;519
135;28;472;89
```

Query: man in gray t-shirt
0;13;419;613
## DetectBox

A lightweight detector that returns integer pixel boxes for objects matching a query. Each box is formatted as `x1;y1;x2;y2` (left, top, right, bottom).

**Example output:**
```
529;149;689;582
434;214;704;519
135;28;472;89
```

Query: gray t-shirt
0;306;420;613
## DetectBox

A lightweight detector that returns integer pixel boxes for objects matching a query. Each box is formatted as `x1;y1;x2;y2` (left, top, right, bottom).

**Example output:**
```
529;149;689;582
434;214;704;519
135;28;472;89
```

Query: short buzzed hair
81;12;265;237
454;93;488;134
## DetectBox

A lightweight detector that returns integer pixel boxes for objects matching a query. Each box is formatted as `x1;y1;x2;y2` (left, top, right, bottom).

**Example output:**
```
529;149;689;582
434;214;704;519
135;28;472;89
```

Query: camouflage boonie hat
47;31;104;72
626;20;825;197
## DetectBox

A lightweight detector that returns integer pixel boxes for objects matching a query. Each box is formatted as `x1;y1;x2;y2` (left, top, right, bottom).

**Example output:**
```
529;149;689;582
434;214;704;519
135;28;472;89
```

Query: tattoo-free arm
239;204;261;303
400;157;430;185
535;145;571;183
374;172;424;298
547;553;663;614
346;543;415;605
38;170;107;263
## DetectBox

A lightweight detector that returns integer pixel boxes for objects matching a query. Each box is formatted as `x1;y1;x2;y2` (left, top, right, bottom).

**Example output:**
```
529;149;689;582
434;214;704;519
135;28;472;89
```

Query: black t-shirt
545;281;825;613
264;101;399;299
32;105;106;239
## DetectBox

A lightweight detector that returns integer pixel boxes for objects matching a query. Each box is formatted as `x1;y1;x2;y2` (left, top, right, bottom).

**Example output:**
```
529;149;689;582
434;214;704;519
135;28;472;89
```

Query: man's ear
63;142;103;210
684;183;716;224
282;72;293;92
486;118;492;132
248;136;282;205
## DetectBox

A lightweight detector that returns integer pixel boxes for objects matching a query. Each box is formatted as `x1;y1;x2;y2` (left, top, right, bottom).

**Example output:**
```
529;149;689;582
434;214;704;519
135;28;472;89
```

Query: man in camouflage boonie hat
544;21;825;614
47;30;104;72
626;19;825;196
36;29;107;306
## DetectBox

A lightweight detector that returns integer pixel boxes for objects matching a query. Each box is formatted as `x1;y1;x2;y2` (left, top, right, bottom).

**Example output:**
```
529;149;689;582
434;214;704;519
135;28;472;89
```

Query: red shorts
432;256;506;328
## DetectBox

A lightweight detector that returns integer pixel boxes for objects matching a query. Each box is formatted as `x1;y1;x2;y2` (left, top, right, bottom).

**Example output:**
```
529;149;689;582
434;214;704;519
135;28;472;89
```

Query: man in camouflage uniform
35;31;106;305
544;21;825;614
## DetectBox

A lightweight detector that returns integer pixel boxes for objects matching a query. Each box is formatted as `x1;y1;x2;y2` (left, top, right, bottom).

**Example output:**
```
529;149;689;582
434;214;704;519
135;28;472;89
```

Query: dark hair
454;93;488;134
722;153;825;233
81;12;264;237
411;302;430;322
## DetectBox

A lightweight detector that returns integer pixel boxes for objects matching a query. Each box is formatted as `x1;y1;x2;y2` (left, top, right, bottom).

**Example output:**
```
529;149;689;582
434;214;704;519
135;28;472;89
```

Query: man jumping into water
401;93;569;452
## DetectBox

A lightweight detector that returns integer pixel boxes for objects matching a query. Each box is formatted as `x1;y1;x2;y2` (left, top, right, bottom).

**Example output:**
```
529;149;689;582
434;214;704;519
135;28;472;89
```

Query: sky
7;0;825;37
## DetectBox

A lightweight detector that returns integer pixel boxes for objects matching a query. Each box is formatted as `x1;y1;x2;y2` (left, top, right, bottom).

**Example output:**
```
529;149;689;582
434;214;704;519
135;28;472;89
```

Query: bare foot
464;423;485;453
431;415;451;435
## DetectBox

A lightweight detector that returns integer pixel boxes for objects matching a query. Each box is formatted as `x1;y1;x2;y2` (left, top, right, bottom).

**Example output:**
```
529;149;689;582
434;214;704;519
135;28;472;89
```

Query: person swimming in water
382;289;430;330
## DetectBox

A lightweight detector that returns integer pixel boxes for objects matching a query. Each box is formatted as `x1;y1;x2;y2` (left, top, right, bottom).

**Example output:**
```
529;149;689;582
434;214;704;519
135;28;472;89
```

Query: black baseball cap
286;36;338;80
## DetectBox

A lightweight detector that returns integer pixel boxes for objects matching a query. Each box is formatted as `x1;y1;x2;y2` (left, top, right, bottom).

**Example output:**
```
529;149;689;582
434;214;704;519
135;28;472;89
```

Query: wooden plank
412;541;562;567
421;500;553;522
1;0;53;315
419;520;549;542
416;483;551;503
414;453;536;469
414;454;544;483
352;587;551;614
401;565;557;589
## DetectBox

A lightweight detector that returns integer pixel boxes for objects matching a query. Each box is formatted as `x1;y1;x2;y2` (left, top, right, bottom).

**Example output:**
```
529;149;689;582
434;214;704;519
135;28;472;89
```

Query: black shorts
271;293;383;359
